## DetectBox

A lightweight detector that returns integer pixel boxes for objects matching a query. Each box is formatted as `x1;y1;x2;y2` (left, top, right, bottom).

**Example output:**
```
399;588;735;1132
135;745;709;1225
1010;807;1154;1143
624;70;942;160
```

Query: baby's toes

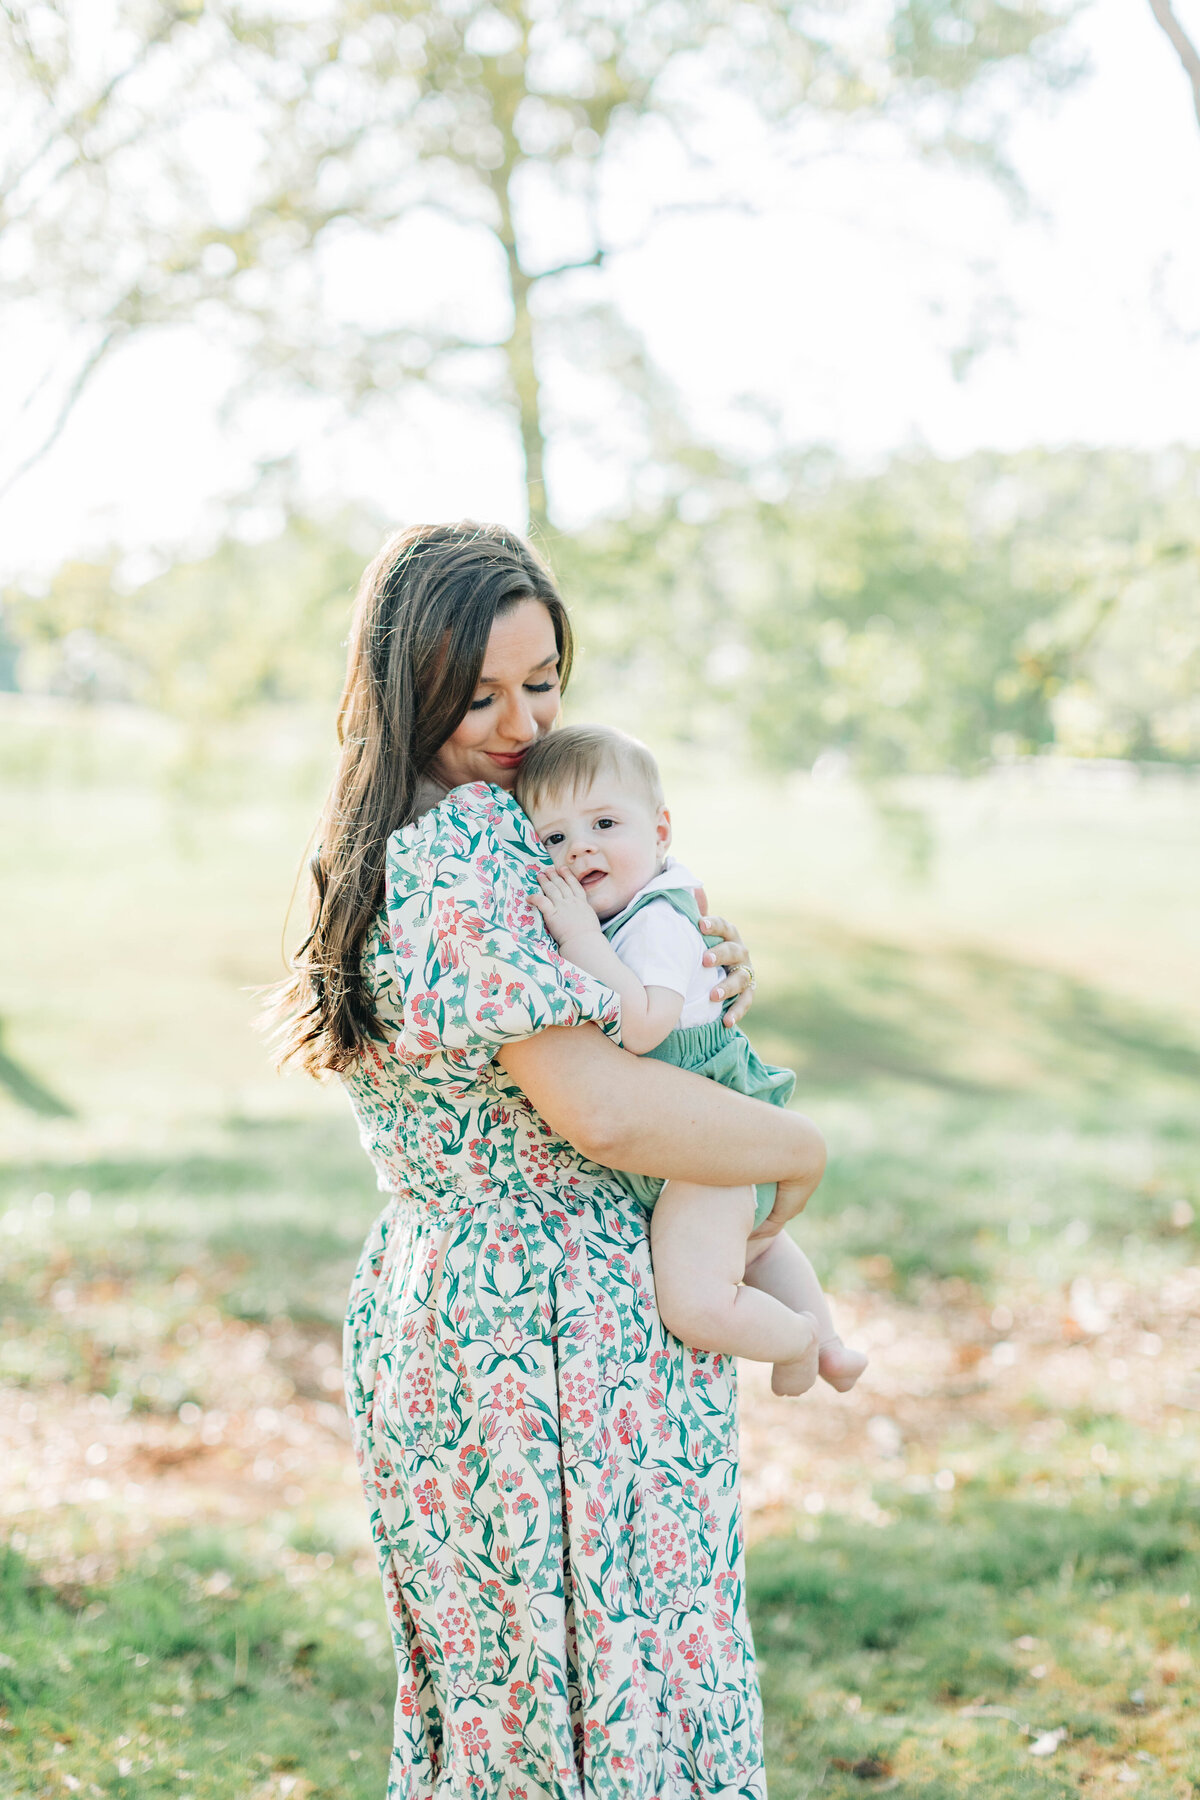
818;1340;868;1394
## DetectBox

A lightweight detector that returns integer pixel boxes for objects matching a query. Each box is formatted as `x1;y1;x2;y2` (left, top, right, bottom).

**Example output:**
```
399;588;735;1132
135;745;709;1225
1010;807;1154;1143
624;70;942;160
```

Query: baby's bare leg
743;1232;868;1393
651;1182;818;1377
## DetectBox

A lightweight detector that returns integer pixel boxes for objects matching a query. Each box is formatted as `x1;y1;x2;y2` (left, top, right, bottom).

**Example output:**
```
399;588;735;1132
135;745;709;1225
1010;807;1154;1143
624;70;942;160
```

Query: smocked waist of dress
373;1166;631;1229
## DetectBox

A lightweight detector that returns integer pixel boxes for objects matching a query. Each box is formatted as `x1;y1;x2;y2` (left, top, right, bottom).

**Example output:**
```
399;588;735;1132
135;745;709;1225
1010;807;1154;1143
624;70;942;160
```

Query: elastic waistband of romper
649;1015;743;1064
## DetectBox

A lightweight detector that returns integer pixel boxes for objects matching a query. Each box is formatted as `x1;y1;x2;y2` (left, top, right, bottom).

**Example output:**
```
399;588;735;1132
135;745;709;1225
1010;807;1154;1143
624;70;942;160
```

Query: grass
757;1481;1200;1798
3;699;1200;1796
0;1534;395;1797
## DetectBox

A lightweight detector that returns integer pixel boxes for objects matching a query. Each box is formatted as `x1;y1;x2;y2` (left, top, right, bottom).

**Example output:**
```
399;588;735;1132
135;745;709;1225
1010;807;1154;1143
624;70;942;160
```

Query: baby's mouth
579;869;607;890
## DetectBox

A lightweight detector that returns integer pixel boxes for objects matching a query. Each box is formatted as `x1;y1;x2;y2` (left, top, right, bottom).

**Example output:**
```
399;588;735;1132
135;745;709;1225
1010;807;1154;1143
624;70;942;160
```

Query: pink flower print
480;972;502;998
413;1478;444;1518
439;1603;476;1659
490;1372;527;1416
398;1682;421;1717
402;1364;435;1423
460;1718;490;1758
680;1628;712;1670
458;1442;488;1479
615;1405;639;1446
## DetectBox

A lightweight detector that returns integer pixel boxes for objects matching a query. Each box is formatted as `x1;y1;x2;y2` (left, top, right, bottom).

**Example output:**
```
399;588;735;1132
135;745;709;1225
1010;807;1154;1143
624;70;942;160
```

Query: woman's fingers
722;982;755;1027
694;912;756;1024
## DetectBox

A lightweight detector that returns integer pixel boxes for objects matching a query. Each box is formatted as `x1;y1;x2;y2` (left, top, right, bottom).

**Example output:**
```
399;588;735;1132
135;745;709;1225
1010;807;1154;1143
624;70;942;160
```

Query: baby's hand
531;867;605;951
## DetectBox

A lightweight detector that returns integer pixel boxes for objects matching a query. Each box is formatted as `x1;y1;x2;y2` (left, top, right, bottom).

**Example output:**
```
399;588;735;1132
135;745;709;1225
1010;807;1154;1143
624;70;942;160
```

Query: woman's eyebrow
476;653;559;687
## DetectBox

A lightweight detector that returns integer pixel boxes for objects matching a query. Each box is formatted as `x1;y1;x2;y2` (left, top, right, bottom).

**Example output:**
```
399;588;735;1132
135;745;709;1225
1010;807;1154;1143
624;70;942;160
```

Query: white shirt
607;858;724;1029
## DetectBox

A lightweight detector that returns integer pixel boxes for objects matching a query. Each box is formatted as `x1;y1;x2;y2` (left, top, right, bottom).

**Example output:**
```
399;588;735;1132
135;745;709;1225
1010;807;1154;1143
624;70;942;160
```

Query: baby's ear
656;805;672;851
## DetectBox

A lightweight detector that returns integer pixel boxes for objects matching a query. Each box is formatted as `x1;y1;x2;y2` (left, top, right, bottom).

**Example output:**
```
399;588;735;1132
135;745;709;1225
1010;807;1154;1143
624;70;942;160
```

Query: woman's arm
497;1025;826;1202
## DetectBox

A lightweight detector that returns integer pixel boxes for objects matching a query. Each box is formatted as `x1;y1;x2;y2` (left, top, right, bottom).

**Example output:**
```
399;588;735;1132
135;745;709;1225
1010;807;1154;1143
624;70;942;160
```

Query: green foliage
6;446;1199;783
564;447;1200;773
5;511;367;724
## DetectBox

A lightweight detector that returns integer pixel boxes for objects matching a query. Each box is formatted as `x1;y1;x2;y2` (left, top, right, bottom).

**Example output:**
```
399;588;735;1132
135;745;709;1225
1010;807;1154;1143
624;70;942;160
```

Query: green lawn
2;699;1199;1797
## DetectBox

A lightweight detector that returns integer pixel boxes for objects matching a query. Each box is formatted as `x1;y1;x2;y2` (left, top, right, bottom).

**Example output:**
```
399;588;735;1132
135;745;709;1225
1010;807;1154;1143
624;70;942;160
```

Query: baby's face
530;775;670;922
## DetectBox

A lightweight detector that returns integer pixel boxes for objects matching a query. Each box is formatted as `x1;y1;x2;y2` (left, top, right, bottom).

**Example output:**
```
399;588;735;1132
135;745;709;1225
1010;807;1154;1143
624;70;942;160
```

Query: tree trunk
491;165;550;537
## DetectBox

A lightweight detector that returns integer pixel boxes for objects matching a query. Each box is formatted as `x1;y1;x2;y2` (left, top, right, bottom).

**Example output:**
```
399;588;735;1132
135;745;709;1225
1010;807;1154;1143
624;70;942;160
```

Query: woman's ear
656;806;672;853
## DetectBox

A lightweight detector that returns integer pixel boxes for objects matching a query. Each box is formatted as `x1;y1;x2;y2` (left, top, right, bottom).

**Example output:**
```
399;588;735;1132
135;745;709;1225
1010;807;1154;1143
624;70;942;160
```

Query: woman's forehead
479;599;557;679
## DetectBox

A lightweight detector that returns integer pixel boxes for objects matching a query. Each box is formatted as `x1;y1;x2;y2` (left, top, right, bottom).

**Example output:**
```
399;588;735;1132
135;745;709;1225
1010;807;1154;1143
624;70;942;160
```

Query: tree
561;447;1200;774
1147;0;1200;129
2;0;1076;528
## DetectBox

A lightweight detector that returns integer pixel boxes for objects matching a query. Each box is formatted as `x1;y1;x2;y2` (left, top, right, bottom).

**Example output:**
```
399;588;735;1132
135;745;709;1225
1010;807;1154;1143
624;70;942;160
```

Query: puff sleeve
380;782;621;1069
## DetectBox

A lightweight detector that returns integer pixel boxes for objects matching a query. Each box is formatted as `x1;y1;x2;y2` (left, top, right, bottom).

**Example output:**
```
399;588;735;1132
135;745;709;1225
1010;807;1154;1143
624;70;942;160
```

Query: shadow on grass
746;916;1200;1098
0;1018;74;1117
0;1118;381;1330
0;1117;369;1206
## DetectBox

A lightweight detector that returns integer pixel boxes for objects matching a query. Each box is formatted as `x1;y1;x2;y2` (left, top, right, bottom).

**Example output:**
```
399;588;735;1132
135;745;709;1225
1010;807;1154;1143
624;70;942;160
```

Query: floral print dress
340;783;765;1800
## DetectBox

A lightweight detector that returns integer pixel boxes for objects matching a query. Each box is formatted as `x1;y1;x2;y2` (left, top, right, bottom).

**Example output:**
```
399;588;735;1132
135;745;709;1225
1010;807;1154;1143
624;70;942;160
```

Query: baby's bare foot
819;1337;868;1393
771;1312;820;1397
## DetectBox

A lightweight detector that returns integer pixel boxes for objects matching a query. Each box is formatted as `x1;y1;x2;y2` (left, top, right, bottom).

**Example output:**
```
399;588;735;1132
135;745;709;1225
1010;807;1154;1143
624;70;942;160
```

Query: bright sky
2;0;1199;578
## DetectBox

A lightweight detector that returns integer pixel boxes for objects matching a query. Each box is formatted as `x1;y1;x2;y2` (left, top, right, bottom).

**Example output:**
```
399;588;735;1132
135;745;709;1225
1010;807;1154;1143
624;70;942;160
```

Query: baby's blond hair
516;724;663;817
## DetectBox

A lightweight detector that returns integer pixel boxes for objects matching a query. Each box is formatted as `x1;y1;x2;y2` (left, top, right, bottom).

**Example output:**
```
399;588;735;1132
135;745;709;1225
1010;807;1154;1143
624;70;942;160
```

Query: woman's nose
497;690;537;743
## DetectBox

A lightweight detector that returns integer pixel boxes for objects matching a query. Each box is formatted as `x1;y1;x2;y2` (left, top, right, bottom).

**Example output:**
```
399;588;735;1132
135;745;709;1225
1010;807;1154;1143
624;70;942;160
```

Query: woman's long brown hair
271;521;573;1075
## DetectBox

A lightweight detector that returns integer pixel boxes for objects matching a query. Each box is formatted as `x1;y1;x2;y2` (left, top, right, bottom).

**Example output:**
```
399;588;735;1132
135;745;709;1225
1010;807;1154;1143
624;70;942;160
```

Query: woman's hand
694;890;755;1027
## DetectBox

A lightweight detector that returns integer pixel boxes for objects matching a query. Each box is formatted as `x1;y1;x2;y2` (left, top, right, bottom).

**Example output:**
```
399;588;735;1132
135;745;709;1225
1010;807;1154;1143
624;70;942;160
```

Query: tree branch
0;326;122;501
0;6;187;206
530;248;606;281
1148;0;1200;128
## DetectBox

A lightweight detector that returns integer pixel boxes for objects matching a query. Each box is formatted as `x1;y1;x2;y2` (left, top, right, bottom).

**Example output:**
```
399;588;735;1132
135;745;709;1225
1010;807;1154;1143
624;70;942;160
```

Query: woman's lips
487;750;528;769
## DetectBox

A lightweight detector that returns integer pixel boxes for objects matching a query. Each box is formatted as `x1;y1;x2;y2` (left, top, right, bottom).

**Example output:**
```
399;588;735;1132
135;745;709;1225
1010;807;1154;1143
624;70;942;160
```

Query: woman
276;522;826;1799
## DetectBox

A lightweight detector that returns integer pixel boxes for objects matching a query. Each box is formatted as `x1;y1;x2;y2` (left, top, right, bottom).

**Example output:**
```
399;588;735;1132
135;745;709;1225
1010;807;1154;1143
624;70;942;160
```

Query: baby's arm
531;868;682;1054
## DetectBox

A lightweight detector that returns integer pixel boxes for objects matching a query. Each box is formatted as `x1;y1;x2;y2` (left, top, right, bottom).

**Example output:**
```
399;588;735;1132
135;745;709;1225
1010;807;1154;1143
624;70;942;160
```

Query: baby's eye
595;817;617;830
541;831;565;848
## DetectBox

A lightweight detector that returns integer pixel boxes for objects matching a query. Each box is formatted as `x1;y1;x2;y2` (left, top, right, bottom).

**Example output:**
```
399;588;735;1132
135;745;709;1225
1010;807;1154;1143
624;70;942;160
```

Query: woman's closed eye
468;679;558;712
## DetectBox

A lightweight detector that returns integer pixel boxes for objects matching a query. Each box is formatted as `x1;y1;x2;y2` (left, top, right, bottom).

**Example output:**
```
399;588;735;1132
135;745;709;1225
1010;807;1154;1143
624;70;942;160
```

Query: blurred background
2;1;1199;1795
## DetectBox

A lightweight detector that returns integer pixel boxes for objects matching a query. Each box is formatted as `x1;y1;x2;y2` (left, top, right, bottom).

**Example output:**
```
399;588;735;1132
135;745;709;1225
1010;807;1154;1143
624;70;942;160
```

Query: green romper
603;881;796;1228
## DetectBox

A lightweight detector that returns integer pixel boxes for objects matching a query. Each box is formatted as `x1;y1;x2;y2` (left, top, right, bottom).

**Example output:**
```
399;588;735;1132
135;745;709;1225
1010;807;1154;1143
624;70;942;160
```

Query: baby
516;724;866;1398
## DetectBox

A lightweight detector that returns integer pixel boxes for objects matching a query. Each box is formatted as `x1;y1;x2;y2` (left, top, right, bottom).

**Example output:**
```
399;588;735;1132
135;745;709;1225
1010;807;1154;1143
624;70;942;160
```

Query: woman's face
432;598;562;792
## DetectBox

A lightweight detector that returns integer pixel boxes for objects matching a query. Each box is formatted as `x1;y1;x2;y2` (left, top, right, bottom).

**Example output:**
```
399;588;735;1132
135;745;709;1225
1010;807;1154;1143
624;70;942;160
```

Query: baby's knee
655;1280;734;1354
